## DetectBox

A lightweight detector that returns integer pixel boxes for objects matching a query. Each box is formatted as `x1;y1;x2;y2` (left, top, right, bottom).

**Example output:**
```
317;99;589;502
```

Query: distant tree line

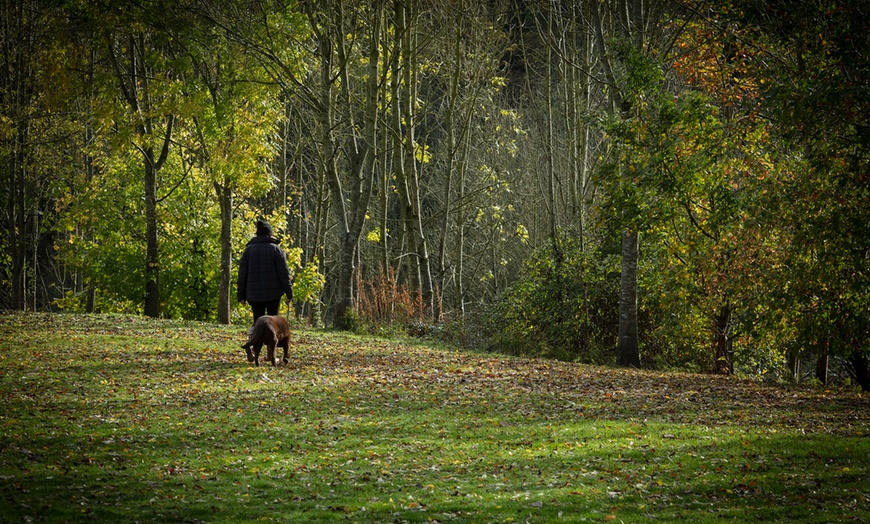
1;0;867;388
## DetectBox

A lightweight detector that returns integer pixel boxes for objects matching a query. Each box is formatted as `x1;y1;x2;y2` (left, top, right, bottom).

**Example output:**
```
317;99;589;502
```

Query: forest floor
0;312;867;523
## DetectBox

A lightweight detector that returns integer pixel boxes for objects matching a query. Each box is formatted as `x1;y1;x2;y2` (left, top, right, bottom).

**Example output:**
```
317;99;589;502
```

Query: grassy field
0;312;867;523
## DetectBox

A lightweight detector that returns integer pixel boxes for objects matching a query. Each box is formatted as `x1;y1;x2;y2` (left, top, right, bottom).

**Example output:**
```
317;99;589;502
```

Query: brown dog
241;315;291;366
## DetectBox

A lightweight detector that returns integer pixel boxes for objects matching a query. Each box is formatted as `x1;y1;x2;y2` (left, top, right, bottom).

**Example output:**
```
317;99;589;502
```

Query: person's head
256;219;273;237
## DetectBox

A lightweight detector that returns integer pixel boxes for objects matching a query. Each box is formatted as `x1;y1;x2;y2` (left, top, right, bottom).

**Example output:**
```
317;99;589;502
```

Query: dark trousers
250;299;281;324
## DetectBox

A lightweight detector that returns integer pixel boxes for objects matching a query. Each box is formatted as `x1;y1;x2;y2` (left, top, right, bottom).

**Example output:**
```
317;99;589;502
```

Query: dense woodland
1;0;868;388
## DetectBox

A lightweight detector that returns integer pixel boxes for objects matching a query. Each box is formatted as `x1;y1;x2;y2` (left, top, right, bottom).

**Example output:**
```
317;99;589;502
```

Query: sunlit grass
0;312;867;522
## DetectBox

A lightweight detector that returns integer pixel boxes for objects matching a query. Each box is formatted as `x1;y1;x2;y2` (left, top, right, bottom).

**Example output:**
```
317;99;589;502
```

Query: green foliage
611;37;666;96
55;150;228;319
54;156;148;313
727;0;870;382
594;74;725;233
292;256;326;308
637;247;711;372
480;233;619;363
160;230;221;322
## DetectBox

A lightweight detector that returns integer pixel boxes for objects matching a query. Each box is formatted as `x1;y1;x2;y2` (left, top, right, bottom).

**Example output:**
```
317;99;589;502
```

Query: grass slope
0;312;867;523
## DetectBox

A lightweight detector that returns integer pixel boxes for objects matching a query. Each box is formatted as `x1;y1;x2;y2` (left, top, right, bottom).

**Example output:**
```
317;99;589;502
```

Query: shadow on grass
4;397;867;523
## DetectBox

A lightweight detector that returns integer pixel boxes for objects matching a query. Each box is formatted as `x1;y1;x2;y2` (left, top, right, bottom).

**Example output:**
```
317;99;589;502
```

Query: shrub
477;235;620;363
354;266;424;335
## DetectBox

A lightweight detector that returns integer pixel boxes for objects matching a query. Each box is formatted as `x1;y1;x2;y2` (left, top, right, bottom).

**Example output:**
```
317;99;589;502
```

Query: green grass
0;312;867;523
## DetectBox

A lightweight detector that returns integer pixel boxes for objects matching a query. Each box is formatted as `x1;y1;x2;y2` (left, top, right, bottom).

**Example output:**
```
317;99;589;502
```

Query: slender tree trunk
391;0;433;317
390;16;414;295
617;230;641;367
378;126;391;317
10;126;27;310
3;0;33;311
110;34;173;318
403;0;433;317
84;54;97;313
575;3;592;251
143;146;160;317
850;354;870;392
713;304;733;374
379;122;390;275
787;349;801;382
435;8;465;322
815;341;829;385
216;182;232;324
453;122;474;319
545;6;559;261
322;0;381;328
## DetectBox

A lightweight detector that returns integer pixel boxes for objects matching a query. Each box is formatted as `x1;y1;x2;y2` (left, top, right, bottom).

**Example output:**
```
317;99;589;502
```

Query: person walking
237;219;294;324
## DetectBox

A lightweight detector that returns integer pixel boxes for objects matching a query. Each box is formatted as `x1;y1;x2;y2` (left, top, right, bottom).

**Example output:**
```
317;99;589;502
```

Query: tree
300;0;382;327
183;4;279;323
1;0;51;310
104;7;179;317
748;0;870;388
640;9;771;374
424;0;510;321
590;0;680;368
390;0;434;318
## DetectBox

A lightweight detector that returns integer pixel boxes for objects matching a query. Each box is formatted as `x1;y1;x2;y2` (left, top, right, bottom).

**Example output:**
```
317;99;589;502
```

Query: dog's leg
281;339;290;364
267;342;277;366
253;344;262;366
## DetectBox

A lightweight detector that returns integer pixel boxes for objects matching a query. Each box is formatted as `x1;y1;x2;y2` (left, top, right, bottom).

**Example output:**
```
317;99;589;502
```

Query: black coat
237;236;293;304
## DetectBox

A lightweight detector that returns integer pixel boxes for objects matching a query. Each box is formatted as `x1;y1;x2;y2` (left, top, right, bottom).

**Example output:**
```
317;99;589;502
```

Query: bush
353;266;425;336
475;235;620;363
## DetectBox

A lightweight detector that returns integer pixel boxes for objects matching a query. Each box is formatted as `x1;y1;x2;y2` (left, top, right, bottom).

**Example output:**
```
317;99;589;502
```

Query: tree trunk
787;349;801;382
713;304;733;374
317;0;381;328
3;0;34;311
390;18;416;300
379;122;390;276
593;3;641;367
454;134;469;319
109;34;173;318
617;230;641;367
574;2;592;250
216;182;233;324
141;114;174;319
435;7;465;323
850;354;870;392
392;0;433;318
84;73;97;314
86;286;95;313
143;146;160;318
544;6;559;261
318;34;353;327
10;127;27;310
815;342;829;385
